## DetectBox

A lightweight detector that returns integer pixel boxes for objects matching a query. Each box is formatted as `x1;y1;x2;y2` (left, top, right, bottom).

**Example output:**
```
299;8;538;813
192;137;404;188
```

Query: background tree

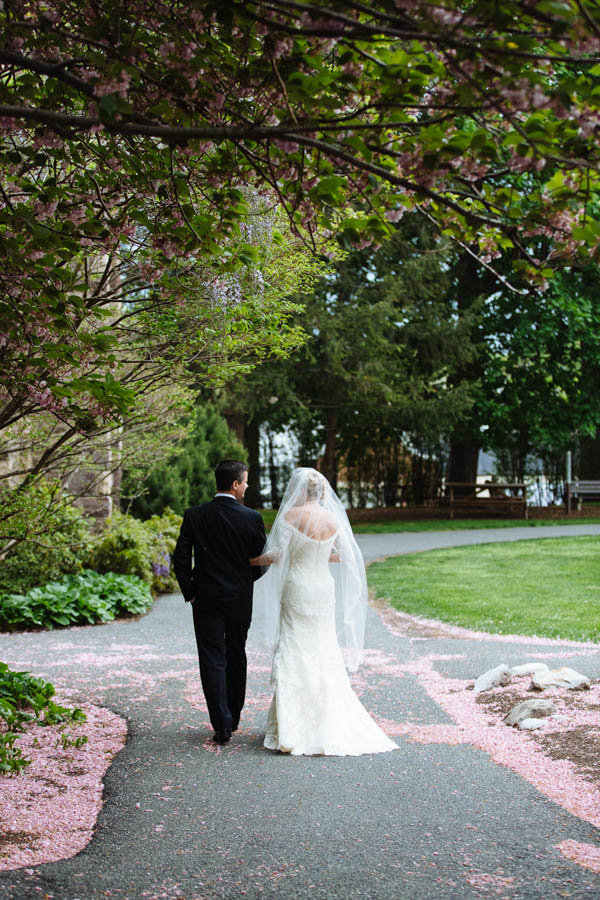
221;216;478;503
122;404;245;518
480;264;600;491
221;220;600;507
295;219;479;500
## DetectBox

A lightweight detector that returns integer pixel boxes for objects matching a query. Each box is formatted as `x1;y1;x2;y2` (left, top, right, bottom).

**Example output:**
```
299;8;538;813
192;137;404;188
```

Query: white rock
474;664;511;693
503;699;555;727
510;662;550;676
518;718;546;731
530;667;591;691
551;714;569;723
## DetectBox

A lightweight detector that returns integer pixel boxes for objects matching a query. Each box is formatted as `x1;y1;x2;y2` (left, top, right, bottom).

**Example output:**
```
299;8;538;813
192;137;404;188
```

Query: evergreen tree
123;405;244;518
227;216;479;503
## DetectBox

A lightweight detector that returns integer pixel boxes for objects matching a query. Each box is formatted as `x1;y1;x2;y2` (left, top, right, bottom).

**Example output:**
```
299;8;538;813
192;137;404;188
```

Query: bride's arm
329;533;341;562
250;553;273;566
250;520;290;566
250;546;284;566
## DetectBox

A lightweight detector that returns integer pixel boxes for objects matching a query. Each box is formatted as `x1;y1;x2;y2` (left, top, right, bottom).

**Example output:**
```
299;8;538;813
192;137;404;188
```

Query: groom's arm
172;509;196;603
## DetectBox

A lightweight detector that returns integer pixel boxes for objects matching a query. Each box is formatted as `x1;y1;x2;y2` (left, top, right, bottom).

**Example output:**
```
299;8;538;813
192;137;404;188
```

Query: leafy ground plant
0;570;153;631
0;662;86;774
0;732;30;775
368;536;600;642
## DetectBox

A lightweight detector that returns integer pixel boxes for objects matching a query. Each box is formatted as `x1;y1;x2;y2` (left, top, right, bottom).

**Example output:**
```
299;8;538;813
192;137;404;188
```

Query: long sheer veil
253;467;368;672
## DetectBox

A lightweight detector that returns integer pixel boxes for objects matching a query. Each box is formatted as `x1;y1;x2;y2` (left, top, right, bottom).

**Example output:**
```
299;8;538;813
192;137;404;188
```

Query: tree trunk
267;429;279;507
580;431;600;479
224;408;245;443
383;442;399;507
447;439;480;495
411;452;425;505
244;417;261;508
323;407;339;491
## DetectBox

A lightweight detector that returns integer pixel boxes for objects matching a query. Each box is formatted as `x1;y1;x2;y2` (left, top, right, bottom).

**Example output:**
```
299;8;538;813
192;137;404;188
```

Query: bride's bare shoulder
282;506;338;540
283;508;303;525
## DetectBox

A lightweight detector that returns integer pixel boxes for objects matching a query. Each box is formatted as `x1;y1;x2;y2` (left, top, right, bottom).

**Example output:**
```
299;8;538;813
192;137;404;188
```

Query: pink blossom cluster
94;71;132;100
26;383;68;414
0;0;598;303
558;840;600;875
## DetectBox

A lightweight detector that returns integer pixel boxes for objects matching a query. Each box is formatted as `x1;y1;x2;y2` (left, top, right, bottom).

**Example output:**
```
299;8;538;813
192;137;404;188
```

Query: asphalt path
355;522;600;562
0;525;599;900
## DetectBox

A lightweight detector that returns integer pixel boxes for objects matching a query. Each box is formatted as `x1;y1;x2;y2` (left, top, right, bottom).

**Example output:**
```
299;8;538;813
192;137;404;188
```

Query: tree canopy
3;0;600;524
2;0;600;278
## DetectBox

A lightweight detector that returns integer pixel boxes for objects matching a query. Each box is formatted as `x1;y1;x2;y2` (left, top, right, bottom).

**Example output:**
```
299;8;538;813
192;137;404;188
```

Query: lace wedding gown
264;525;398;756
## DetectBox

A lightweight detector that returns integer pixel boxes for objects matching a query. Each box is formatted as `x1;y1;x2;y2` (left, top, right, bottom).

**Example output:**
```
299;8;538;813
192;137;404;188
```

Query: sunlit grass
367;536;600;641
350;517;600;533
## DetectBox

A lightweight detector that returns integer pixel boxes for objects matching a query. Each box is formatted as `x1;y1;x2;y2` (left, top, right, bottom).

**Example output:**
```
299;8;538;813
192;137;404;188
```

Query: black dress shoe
212;728;232;744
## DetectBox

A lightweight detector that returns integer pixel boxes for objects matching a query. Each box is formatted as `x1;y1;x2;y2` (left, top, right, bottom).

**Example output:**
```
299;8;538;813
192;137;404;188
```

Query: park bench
565;481;600;514
444;482;528;520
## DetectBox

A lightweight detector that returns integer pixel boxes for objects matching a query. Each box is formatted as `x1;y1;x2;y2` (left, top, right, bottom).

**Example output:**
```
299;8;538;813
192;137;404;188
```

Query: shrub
90;510;182;593
0;570;153;631
0;496;93;595
89;512;154;584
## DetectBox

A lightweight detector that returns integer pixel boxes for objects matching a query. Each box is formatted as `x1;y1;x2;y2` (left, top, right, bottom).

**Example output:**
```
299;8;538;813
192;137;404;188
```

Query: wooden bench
444;482;528;520
566;481;600;514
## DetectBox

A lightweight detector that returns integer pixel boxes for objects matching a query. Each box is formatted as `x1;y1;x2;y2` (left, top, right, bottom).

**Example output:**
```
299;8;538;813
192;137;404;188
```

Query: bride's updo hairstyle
305;469;326;502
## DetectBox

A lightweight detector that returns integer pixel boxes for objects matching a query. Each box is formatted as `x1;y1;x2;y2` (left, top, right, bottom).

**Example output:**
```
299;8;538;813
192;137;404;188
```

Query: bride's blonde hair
306;469;326;501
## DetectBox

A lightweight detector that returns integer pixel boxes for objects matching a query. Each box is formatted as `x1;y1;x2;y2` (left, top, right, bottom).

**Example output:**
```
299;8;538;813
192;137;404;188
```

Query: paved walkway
356;522;600;562
0;526;599;899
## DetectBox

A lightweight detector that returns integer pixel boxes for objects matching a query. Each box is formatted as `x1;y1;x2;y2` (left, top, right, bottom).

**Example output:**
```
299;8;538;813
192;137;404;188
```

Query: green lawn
259;509;600;533
260;509;278;529
351;517;600;533
367;536;600;642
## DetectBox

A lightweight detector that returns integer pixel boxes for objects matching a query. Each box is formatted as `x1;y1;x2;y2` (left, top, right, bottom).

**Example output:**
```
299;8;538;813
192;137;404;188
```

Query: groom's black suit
173;496;266;734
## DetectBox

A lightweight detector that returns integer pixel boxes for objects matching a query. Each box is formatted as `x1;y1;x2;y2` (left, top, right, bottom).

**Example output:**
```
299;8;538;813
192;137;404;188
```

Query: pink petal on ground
557;840;600;874
0;701;127;871
407;656;600;829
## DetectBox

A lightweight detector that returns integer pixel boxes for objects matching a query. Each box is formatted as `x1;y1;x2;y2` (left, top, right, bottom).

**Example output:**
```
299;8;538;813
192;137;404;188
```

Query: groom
173;460;267;743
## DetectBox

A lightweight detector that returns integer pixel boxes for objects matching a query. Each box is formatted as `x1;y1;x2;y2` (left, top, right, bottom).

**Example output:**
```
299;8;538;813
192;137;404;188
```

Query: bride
251;467;397;757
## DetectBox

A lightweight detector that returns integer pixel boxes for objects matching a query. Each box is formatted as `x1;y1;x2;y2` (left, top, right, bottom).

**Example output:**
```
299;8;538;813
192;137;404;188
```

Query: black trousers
192;605;250;733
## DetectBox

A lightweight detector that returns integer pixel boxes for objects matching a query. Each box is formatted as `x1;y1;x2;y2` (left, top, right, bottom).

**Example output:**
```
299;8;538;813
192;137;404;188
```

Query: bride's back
283;504;338;541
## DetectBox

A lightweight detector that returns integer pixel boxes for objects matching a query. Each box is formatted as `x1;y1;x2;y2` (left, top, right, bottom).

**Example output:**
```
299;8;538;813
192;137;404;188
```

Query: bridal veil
254;467;368;671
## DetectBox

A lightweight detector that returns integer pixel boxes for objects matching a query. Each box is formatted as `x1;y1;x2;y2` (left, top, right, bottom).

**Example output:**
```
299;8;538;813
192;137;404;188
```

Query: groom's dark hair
215;459;248;491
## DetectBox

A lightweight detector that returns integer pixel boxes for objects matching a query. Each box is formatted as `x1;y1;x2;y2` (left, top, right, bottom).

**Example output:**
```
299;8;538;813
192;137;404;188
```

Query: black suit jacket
172;497;267;622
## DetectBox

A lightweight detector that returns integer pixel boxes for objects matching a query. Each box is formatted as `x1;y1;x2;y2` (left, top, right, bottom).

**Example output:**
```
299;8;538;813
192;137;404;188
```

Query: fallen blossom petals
0;701;127;870
557;840;600;874
407;656;600;828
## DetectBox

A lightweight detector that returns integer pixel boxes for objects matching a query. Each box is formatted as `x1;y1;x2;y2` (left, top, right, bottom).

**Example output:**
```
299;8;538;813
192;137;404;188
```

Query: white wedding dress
264;524;398;756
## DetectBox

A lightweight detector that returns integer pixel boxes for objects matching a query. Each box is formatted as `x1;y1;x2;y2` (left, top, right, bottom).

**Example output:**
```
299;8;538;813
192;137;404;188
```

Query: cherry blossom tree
2;0;600;268
2;0;600;533
2;1;600;420
0;192;318;546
